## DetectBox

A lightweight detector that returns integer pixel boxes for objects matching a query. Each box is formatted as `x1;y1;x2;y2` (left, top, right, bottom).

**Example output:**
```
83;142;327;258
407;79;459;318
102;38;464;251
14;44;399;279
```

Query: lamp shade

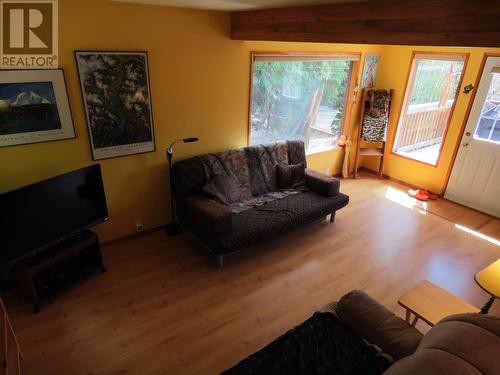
475;259;500;298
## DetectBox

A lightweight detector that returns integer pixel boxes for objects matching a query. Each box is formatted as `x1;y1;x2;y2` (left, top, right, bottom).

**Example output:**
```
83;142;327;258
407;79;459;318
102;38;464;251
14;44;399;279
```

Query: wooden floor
4;173;499;375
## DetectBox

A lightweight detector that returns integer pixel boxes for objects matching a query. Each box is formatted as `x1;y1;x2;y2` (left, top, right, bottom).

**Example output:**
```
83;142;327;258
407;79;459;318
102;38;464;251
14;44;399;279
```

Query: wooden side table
398;280;479;327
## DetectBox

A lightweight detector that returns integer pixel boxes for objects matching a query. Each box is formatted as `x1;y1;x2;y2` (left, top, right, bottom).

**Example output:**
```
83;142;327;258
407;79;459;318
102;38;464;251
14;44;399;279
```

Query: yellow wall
0;0;382;242
361;45;500;193
3;0;497;242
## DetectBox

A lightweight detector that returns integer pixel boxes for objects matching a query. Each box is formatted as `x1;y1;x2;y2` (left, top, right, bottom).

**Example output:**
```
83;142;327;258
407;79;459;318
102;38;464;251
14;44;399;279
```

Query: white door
445;56;500;217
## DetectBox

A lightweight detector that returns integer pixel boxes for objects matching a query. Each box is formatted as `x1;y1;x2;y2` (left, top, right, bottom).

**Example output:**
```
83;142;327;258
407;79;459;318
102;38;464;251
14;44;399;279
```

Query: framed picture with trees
75;51;155;160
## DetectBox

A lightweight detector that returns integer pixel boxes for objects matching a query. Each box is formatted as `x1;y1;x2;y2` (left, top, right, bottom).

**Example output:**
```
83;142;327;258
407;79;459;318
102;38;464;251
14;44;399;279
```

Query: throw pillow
202;175;231;205
202;174;252;205
277;163;306;189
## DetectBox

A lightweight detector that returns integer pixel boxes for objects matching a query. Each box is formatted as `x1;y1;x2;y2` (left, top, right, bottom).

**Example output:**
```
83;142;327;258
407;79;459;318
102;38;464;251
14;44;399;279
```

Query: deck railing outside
395;100;452;152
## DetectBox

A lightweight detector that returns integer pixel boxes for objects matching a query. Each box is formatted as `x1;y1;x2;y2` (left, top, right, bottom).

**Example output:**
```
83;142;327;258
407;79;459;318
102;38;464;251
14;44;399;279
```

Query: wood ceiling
231;0;500;47
110;0;364;11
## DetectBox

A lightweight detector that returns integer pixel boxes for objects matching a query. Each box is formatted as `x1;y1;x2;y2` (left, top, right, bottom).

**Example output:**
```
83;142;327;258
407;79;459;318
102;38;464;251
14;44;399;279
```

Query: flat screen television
0;164;108;269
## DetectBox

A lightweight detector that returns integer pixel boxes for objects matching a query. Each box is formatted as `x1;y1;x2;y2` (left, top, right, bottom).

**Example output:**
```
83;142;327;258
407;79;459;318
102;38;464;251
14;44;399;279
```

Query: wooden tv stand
15;230;105;313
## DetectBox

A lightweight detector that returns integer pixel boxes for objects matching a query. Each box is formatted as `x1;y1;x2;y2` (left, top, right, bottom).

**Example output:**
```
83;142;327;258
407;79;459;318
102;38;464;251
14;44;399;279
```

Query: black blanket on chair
221;312;391;375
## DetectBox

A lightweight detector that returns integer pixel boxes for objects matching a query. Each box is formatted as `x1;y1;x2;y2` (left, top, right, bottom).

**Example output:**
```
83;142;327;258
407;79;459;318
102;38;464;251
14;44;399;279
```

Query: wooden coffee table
398;280;480;327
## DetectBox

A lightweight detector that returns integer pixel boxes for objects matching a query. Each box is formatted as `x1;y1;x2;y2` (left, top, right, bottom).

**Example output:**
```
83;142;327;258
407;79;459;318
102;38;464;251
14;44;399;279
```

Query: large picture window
393;53;467;165
249;53;359;154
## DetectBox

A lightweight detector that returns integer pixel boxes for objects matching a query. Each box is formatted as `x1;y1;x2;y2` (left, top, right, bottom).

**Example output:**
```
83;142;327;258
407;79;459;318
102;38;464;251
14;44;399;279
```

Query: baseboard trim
101;225;166;247
358;167;498;220
440;196;499;220
357;167;439;195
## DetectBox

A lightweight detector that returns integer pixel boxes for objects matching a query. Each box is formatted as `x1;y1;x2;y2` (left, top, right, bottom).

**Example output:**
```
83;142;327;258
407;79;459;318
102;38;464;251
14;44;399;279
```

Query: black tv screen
0;164;108;268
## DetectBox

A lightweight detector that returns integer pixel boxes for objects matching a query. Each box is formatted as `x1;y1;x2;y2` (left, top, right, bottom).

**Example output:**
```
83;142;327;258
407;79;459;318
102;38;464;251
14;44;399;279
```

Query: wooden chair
353;89;393;178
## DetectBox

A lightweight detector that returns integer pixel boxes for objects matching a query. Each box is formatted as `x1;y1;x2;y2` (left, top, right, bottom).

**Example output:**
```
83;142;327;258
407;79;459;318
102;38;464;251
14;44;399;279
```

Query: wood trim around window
247;52;255;146
250;51;363;58
440;52;500;195
247;51;362;153
389;51;470;167
343;58;361;138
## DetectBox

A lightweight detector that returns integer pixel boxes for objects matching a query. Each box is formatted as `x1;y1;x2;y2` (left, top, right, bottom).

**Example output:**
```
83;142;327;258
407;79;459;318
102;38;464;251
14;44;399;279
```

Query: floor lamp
475;259;500;314
166;137;199;236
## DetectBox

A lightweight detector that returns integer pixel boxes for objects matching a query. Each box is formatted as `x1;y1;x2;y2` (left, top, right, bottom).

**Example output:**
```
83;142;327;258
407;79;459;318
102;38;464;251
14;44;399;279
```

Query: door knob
465;132;471;136
463;84;474;94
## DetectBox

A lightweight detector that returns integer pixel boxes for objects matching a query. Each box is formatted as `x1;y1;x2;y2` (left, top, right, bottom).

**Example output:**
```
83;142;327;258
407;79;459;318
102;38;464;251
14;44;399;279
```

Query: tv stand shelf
15;231;105;313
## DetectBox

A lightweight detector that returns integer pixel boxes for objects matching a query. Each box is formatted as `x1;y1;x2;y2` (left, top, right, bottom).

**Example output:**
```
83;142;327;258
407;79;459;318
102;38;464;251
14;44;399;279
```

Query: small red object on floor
421;190;439;200
408;189;430;201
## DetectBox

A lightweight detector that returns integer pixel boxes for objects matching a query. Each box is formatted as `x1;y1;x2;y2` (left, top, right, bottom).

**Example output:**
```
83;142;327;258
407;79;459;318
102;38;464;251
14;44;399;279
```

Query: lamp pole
165;137;199;236
480;296;495;314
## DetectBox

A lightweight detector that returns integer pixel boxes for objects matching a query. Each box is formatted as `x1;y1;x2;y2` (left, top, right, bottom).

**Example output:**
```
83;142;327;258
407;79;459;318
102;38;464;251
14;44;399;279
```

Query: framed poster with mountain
0;69;75;148
75;51;155;160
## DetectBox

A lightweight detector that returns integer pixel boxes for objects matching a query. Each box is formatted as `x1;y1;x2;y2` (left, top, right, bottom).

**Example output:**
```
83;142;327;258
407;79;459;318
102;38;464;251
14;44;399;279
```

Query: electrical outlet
325;168;331;176
135;219;144;232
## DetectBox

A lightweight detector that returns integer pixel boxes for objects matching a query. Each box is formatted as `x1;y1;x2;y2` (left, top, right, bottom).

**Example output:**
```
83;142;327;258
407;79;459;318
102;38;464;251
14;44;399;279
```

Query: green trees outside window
250;58;353;154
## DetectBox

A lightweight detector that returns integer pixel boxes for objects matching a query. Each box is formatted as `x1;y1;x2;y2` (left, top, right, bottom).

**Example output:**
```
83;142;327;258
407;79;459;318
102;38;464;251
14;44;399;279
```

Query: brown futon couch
171;140;349;266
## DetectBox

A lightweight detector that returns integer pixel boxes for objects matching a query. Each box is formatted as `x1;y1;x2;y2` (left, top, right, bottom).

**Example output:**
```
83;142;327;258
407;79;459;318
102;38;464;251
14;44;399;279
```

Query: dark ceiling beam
231;0;500;47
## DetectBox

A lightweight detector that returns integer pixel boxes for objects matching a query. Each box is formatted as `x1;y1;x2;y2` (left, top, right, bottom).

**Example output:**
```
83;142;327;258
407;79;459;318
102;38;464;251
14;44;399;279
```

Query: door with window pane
249;53;358;154
393;53;466;165
445;56;500;216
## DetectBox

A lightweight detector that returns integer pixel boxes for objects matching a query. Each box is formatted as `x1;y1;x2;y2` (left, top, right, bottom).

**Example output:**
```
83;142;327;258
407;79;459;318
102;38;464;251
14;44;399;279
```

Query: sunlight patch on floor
422;255;456;283
385;187;428;214
455;224;500;247
384;187;500;245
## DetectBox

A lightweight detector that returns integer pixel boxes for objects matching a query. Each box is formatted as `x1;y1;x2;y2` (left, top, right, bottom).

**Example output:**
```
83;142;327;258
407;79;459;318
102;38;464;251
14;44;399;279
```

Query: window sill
392;150;439;167
306;145;340;157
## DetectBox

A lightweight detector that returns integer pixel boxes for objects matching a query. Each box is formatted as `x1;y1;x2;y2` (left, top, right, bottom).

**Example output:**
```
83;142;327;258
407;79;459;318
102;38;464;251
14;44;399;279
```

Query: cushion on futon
204;191;349;254
185;195;232;235
202;174;252;205
276;163;306;189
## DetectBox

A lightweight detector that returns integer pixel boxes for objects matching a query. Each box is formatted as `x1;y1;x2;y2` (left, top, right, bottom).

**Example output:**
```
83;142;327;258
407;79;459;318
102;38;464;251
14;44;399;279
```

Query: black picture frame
74;51;156;160
0;68;76;148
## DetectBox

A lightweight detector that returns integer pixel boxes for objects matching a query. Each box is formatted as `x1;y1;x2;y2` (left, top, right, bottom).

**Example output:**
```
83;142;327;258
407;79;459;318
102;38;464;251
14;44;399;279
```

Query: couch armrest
336;290;423;361
305;169;340;197
185;195;232;235
440;313;500;337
